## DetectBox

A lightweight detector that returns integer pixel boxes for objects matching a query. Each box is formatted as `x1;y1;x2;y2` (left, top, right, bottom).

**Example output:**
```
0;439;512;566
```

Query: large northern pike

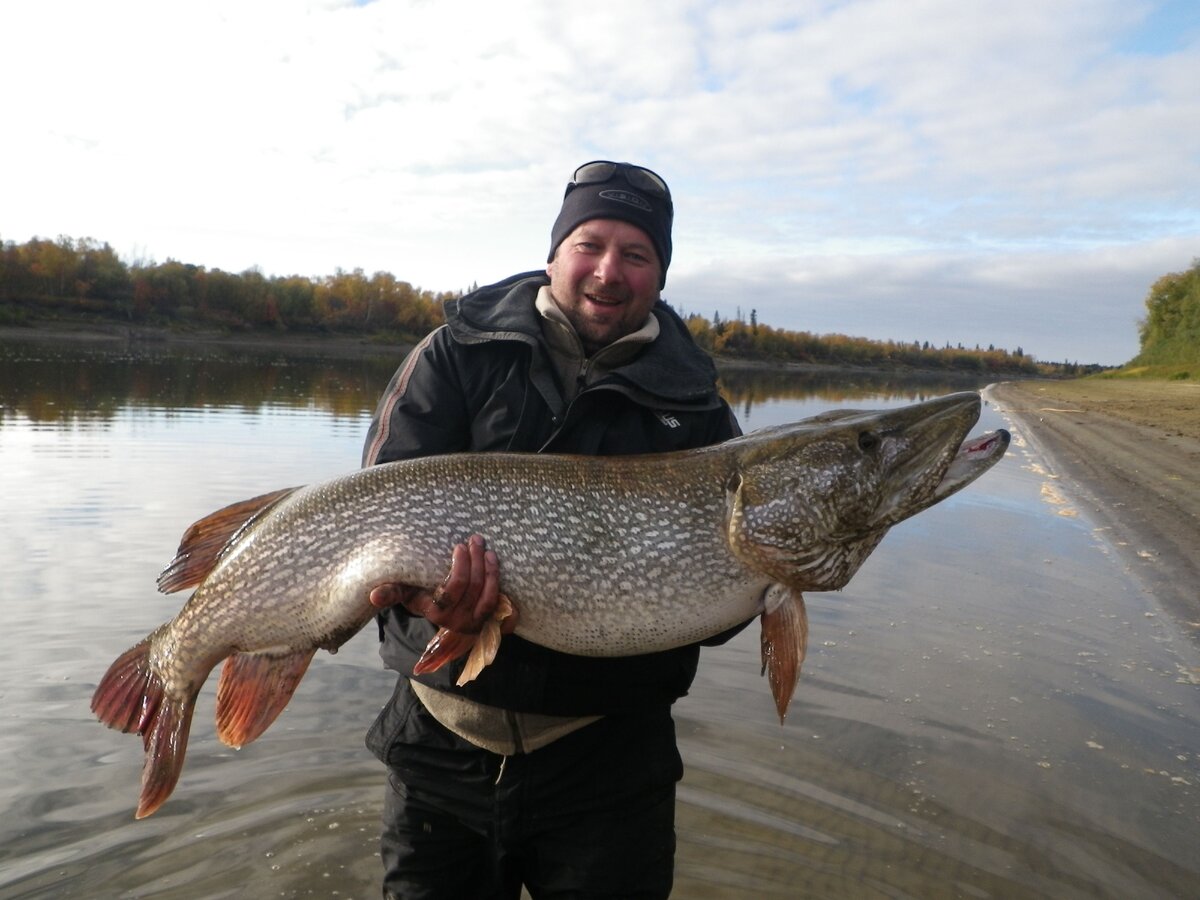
92;392;1008;818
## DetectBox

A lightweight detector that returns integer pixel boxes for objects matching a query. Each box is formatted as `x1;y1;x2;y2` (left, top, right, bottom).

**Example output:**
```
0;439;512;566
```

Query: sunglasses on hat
568;160;672;202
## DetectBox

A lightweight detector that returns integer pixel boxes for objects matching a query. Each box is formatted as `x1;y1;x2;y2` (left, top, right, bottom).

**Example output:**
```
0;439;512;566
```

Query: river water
1;339;1197;899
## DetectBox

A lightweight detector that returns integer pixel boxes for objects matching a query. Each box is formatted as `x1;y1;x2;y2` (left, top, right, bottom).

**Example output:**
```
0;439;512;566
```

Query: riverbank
989;378;1200;635
0;319;405;360
0;318;1022;379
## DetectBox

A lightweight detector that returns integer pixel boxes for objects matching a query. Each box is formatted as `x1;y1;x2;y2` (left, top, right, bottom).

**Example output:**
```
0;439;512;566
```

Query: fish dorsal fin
215;648;316;748
156;487;300;593
760;584;808;723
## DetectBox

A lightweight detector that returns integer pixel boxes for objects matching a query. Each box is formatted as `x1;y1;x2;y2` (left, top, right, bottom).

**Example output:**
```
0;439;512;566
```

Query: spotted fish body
92;392;1009;818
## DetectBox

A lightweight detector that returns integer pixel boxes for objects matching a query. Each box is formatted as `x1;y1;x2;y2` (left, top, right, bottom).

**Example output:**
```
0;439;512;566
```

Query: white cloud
2;0;1197;364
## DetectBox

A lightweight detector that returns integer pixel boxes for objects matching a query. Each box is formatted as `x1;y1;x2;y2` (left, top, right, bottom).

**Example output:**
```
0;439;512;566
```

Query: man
362;161;744;899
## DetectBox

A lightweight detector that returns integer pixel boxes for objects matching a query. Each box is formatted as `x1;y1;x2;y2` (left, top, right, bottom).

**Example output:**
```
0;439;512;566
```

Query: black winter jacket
362;271;743;716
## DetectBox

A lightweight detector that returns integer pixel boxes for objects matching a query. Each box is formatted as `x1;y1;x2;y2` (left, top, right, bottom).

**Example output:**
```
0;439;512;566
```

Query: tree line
0;235;450;342
683;309;1045;374
2;234;1083;375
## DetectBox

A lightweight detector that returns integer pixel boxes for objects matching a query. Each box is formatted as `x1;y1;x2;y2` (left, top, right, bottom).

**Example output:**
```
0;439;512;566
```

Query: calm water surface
1;341;1197;899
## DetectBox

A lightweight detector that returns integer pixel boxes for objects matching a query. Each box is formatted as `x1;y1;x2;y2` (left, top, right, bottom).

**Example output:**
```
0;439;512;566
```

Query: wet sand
989;378;1200;634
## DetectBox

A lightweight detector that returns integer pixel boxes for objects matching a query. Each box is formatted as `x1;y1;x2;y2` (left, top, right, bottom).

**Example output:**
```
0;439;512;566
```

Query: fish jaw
929;427;1011;502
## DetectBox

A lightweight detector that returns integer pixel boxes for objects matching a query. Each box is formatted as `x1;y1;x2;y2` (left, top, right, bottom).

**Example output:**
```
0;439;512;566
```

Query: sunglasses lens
572;161;618;185
624;168;669;197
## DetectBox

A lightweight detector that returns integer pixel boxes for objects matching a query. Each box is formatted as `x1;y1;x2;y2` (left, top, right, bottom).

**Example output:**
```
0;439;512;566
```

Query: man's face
546;218;662;355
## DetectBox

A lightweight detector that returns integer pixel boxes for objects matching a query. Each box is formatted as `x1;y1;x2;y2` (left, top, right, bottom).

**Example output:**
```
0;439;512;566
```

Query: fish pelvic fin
157;487;300;593
413;595;514;686
215;648;316;748
760;585;809;724
90;634;197;819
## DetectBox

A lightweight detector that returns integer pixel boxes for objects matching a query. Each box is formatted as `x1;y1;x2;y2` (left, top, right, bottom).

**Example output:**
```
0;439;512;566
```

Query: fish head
727;392;1009;590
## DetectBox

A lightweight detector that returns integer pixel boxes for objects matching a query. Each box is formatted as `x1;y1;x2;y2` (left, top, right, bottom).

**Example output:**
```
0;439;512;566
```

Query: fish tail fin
215;649;316;748
90;634;197;818
760;585;808;723
138;695;196;819
414;595;514;686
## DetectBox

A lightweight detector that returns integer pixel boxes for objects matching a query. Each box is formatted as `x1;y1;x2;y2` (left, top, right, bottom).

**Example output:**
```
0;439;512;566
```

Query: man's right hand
369;534;516;635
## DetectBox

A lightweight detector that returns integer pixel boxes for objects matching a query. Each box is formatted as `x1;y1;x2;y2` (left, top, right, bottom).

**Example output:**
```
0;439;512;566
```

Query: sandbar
989;379;1200;635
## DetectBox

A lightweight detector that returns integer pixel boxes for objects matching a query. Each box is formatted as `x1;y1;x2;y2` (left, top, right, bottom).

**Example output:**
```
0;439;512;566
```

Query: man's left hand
368;534;516;635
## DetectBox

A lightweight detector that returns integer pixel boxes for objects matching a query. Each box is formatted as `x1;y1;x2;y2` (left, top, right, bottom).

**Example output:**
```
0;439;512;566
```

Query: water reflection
1;339;1197;899
718;366;990;426
2;336;993;427
0;340;393;424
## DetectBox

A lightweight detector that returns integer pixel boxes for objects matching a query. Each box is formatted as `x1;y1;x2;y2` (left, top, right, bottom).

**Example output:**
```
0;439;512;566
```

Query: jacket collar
444;271;721;403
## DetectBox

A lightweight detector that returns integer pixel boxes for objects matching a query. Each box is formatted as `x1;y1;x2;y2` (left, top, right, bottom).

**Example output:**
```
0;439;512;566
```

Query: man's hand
369;534;516;634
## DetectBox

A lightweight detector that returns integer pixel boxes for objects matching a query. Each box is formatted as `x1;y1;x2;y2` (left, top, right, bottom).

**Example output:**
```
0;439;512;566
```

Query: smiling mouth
585;292;624;307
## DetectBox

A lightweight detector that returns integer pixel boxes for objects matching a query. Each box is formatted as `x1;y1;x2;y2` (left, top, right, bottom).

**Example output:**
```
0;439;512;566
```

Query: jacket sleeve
362;326;472;467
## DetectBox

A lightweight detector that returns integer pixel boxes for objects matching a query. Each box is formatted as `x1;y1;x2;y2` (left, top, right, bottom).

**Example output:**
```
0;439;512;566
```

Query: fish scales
236;448;763;656
91;391;1011;818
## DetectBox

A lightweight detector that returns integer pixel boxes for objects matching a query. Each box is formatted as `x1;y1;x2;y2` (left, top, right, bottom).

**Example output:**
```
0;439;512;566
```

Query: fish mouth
868;393;1008;527
937;428;1011;497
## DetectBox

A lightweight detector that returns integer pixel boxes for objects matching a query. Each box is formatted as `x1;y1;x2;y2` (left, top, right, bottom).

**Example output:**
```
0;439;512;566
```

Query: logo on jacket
656;412;681;429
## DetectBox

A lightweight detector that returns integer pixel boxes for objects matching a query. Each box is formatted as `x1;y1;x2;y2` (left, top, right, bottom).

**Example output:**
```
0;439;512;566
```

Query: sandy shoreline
989;379;1200;635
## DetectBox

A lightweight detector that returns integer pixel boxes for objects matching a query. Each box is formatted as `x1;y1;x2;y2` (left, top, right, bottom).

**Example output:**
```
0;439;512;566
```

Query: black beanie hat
548;163;674;288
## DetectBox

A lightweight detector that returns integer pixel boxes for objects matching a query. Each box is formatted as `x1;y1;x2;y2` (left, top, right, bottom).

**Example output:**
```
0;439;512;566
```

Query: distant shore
0;318;1011;379
0;319;408;360
990;378;1200;635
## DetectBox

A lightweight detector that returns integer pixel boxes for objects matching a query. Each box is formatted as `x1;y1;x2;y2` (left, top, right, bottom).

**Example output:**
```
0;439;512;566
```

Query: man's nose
593;247;624;283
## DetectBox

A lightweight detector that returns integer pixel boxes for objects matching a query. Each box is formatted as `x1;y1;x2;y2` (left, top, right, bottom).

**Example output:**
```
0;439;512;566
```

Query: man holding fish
361;161;744;898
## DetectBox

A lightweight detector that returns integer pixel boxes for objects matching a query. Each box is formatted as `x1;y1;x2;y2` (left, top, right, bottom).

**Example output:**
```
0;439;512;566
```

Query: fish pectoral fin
215;648;316;748
760;585;809;724
90;634;198;819
413;595;515;685
157;487;300;593
413;628;477;677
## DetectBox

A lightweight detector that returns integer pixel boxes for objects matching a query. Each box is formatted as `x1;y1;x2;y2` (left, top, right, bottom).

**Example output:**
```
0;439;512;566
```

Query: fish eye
857;431;880;453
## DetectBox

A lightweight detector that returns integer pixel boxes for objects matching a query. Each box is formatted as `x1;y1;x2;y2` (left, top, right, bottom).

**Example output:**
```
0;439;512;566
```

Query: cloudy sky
4;0;1198;365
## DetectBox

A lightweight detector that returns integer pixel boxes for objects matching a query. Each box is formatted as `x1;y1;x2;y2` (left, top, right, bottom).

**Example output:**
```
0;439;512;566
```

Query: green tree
1137;261;1200;362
